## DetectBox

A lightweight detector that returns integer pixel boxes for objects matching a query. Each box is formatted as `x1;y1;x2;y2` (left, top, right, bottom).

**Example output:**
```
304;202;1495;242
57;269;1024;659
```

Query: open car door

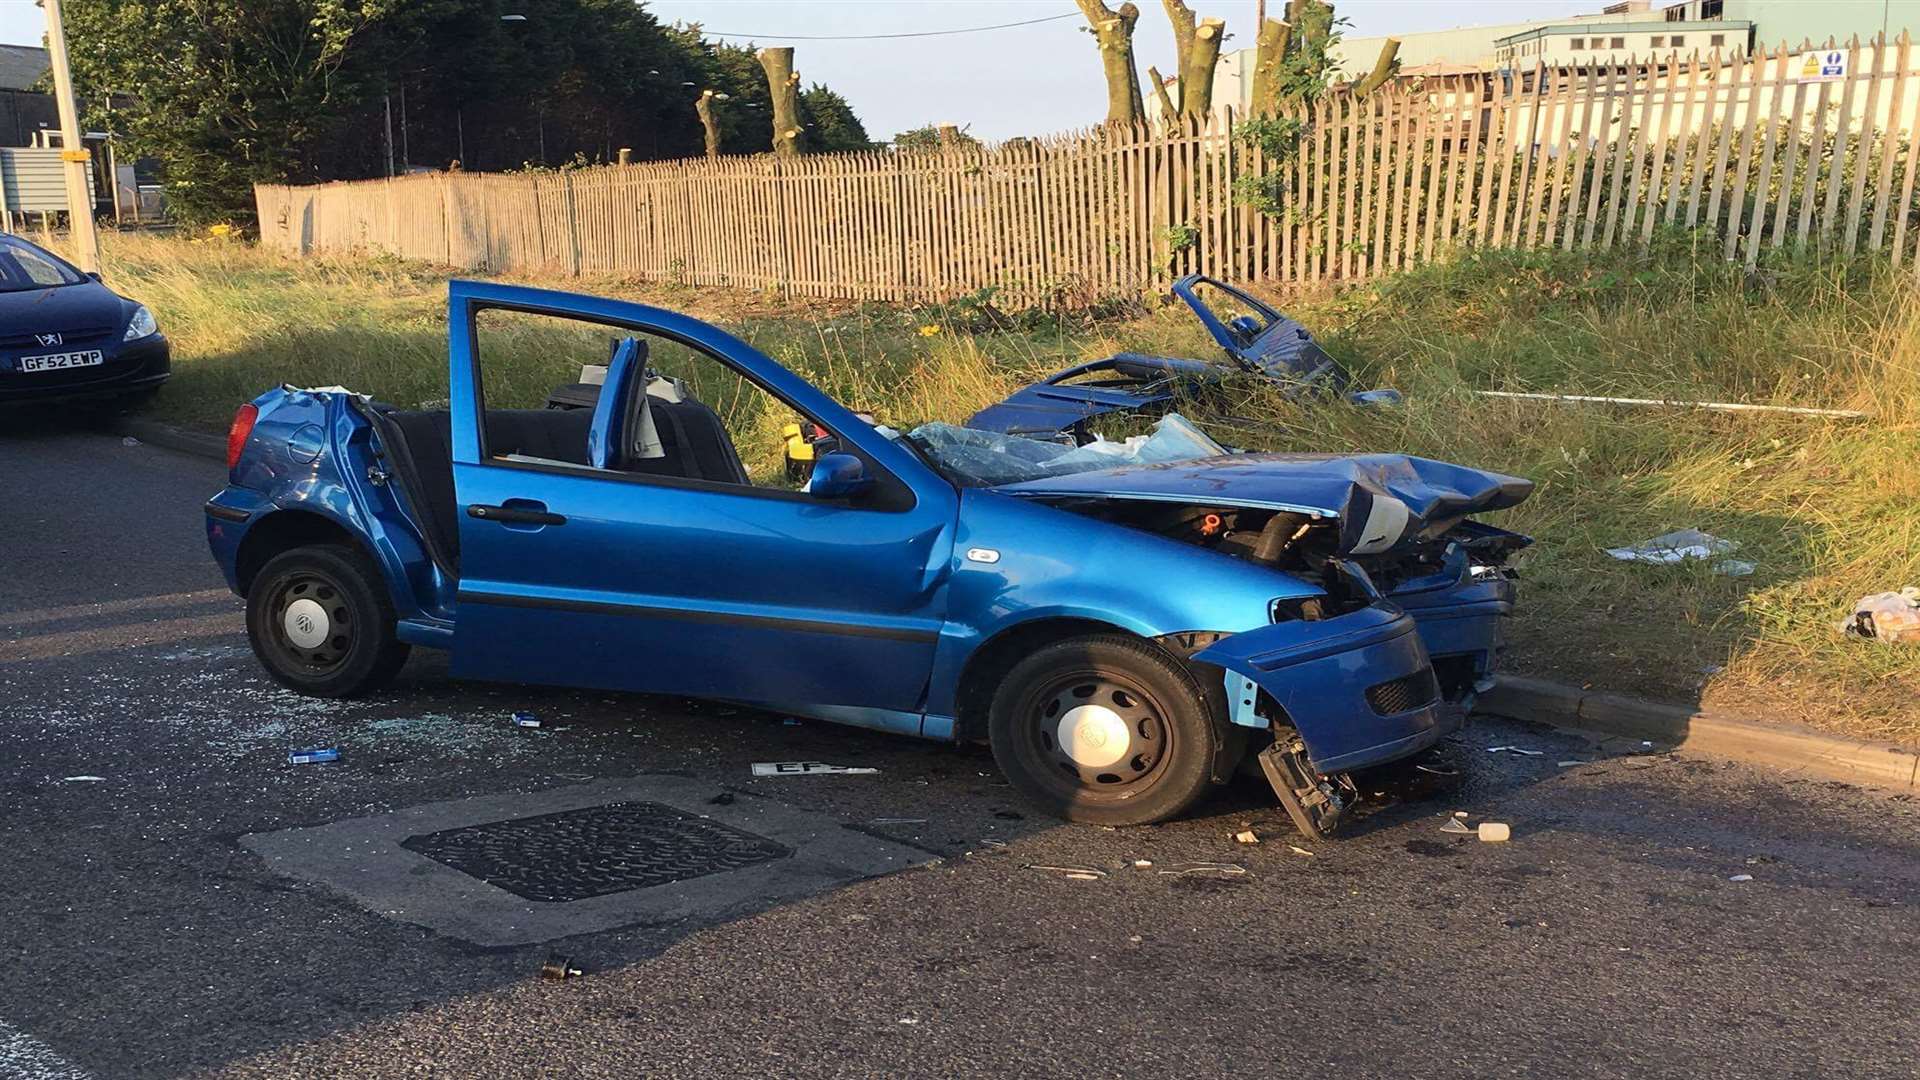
444;281;960;730
1170;275;1351;392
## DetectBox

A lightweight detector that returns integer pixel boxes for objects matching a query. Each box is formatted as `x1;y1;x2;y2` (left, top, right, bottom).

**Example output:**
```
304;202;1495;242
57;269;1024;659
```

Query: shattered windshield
903;413;1227;487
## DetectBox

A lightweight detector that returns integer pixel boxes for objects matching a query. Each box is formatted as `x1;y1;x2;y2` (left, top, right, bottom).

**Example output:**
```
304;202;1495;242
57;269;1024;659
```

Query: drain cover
399;800;791;903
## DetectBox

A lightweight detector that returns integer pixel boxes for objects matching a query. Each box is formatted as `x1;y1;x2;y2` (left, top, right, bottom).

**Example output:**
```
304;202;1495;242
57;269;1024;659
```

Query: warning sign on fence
1798;50;1848;82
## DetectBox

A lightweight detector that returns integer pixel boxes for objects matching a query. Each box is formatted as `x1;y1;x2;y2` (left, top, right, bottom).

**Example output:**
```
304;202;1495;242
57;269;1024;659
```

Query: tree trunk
1146;65;1177;121
695;90;722;158
1250;18;1292;115
1075;0;1144;126
1352;38;1401;96
757;47;802;157
1161;1;1225;120
936;123;960;150
1291;0;1334;57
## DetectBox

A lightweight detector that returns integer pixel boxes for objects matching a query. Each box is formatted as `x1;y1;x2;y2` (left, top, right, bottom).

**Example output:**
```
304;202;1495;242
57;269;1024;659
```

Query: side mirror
86;271;102;282
807;452;871;500
1228;314;1262;341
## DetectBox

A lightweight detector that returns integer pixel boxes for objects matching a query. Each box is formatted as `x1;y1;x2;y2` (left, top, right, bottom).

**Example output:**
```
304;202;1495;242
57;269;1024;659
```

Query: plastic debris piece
751;761;879;776
1414;763;1458;776
1440;817;1475;835
288;748;339;765
1288;845;1315;857
1605;529;1753;576
1728;873;1754;882
1026;864;1108;879
512;711;540;728
121;436;140;447
1477;822;1511;842
1556;760;1588;768
1486;745;1545;756
868;817;927;825
1157;863;1248;877
540;954;582;980
1840;587;1920;644
1132;859;1153;869
61;775;105;782
898;1018;919;1026
1233;829;1260;844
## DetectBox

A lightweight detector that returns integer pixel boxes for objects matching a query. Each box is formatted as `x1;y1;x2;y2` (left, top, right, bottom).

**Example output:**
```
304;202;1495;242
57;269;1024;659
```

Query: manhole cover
399;800;791;903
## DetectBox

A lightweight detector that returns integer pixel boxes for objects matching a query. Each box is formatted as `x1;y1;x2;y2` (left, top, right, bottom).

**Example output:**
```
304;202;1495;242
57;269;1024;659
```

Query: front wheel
246;544;410;697
988;634;1221;826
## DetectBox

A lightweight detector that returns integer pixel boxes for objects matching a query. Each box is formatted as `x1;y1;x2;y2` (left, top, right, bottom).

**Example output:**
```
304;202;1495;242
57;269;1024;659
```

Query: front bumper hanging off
1195;604;1455;776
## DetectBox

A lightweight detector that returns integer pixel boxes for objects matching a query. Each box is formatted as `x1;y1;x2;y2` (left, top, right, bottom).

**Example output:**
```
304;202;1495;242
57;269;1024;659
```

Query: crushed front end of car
926;420;1533;837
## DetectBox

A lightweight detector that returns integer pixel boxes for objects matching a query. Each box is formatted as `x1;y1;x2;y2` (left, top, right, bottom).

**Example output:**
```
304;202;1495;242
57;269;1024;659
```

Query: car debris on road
751;762;880;777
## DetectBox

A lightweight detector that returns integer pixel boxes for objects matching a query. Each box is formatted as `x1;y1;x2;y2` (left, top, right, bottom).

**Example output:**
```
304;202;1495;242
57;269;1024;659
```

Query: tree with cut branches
1075;0;1144;126
1161;0;1224;119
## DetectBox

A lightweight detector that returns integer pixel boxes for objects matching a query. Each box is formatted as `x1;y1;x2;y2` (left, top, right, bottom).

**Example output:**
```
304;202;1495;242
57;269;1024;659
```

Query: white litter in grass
1233;829;1260;844
1605;529;1754;576
1556;760;1588;768
1729;874;1754;882
1157;863;1248;877
1477;822;1512;842
1840;588;1920;643
121;436;140;447
1440;817;1475;835
60;776;104;783
1486;745;1545;756
751;761;879;776
1288;845;1315;857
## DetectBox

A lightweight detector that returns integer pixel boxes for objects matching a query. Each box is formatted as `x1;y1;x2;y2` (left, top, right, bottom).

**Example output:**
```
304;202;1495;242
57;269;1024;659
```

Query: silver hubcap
282;598;331;650
1057;704;1132;768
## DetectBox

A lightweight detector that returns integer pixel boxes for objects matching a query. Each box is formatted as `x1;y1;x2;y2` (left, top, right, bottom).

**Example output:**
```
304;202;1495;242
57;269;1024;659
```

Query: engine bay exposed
1035;496;1529;618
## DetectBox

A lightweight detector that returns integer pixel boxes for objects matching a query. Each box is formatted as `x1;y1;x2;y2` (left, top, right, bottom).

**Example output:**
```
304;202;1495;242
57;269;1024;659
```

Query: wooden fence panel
256;38;1919;306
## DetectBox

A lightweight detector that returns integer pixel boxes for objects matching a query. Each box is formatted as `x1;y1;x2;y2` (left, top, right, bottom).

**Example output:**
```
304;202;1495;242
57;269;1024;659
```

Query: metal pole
399;81;409;171
384;90;395;177
42;0;99;271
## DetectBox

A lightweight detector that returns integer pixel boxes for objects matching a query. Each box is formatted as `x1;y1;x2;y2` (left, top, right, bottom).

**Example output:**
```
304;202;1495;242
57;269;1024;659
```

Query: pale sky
0;0;1605;140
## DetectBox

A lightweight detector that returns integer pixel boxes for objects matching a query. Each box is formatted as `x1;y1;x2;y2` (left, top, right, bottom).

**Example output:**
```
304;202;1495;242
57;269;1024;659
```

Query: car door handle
467;502;567;526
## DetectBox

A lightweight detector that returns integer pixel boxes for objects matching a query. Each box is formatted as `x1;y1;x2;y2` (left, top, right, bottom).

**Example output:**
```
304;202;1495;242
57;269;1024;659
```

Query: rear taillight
226;403;259;471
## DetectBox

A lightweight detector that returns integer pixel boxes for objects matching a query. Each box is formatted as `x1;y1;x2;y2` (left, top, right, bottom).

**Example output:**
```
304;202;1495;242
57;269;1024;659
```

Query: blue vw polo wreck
205;281;1531;836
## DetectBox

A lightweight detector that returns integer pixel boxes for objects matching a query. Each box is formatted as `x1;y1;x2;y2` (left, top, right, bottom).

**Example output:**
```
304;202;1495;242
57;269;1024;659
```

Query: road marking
0;1019;90;1079
0;612;238;664
0;588;233;632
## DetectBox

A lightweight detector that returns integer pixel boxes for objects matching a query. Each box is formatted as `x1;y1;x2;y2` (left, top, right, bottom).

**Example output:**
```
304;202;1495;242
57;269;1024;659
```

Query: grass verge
100;230;1920;744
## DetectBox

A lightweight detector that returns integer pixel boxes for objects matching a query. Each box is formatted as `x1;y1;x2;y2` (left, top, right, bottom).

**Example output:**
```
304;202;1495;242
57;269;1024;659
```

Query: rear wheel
988;634;1220;826
246;544;409;697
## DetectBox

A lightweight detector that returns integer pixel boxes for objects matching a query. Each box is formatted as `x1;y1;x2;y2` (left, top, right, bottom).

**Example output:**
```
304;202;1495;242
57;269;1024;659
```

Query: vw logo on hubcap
282;597;332;650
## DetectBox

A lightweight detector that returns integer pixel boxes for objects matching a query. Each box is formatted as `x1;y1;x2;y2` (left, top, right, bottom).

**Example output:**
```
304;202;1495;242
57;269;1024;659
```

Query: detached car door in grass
447;282;958;721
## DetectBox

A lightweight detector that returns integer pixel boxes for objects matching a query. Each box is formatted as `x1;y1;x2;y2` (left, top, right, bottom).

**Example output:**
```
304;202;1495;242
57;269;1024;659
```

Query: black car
0;233;168;407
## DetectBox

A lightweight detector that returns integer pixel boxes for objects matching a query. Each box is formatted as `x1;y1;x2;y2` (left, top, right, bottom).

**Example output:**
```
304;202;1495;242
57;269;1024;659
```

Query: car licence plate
18;350;104;373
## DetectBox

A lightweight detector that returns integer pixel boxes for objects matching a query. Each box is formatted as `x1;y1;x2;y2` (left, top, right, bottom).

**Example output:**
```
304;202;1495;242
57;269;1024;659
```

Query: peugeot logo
35;332;61;347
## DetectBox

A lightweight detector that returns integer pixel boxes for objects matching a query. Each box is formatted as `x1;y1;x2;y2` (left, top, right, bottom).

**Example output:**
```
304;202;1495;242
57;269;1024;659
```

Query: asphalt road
2;420;1916;1079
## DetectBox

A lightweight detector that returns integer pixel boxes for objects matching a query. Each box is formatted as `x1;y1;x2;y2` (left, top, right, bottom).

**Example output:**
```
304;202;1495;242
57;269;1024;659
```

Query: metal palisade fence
256;35;1920;307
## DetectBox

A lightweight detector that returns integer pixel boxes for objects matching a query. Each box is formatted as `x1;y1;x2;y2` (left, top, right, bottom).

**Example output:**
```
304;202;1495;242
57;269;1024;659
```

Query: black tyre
246;544;410;697
988;634;1221;826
